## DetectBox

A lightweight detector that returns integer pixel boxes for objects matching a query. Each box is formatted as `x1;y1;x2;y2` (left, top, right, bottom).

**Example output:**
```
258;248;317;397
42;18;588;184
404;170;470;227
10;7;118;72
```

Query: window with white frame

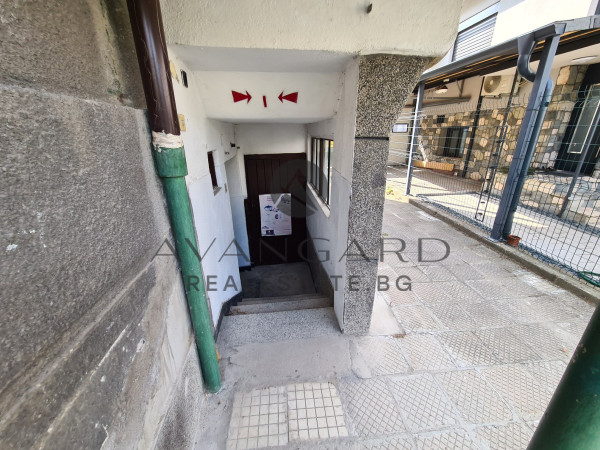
309;138;333;205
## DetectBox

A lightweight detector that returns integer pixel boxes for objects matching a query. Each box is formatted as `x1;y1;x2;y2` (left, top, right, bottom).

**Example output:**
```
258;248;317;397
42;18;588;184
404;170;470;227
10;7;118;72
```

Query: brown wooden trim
244;153;306;160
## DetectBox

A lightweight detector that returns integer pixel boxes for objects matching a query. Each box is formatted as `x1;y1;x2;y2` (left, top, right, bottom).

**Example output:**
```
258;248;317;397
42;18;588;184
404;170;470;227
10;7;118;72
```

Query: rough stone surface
155;348;207;450
355;55;430;138
0;0;145;107
343;54;428;334
0;1;201;448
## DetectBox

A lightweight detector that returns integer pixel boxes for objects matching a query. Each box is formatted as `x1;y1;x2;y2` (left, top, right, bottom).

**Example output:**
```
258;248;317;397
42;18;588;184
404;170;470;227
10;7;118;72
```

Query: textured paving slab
339;378;406;437
198;199;596;449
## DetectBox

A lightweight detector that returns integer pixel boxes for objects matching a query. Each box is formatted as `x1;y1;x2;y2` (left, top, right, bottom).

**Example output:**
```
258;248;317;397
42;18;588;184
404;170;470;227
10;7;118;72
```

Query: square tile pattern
227;386;288;449
288;382;348;441
227;383;347;449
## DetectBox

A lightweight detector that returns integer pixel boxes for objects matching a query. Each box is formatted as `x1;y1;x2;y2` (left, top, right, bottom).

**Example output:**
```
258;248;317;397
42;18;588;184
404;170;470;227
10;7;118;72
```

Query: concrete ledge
407;198;600;306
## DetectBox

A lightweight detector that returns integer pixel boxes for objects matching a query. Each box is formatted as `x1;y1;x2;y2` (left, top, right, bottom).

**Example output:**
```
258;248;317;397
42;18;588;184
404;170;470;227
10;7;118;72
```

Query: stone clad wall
416;66;588;181
0;0;203;447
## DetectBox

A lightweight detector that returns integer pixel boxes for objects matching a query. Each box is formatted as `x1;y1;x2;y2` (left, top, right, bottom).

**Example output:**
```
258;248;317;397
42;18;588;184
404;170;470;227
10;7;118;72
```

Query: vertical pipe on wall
126;0;221;393
405;82;425;195
490;32;561;240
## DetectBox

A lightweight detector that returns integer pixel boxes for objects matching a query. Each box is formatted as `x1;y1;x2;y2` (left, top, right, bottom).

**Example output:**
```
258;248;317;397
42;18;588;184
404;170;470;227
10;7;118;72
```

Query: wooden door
244;154;307;265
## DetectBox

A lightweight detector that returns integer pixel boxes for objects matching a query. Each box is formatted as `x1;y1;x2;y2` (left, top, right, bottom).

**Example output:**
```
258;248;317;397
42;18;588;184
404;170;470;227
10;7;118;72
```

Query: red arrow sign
232;90;252;103
278;91;298;103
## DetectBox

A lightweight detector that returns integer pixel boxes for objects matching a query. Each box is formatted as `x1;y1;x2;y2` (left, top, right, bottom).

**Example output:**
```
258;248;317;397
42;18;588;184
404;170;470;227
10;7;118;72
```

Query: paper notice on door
259;193;292;236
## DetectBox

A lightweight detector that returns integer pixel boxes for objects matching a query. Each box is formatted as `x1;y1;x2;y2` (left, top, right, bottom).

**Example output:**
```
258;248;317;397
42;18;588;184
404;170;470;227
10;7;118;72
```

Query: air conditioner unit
482;75;516;96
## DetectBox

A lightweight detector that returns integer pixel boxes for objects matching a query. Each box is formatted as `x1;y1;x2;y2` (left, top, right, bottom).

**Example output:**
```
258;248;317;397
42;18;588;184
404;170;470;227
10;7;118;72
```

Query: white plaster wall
168;49;242;324
491;0;595;45
234;123;307;155
161;0;461;58
225;155;251;267
193;71;341;123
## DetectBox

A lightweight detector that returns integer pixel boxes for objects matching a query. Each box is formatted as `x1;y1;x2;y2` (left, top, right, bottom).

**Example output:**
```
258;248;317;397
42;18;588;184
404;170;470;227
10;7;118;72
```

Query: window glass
308;137;332;206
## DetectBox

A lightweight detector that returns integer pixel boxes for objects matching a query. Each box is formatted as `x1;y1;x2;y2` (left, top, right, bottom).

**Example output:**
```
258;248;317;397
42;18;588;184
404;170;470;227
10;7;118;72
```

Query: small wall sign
393;123;409;133
259;193;292;236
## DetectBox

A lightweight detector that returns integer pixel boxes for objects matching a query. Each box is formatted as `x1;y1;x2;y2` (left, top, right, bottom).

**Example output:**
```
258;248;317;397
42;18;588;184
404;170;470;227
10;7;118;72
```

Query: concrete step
231;295;332;315
218;307;340;348
240;293;325;305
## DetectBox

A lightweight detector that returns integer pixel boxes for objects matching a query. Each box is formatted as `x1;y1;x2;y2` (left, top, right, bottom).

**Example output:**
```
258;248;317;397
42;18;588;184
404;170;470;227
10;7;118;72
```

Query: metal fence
389;84;600;288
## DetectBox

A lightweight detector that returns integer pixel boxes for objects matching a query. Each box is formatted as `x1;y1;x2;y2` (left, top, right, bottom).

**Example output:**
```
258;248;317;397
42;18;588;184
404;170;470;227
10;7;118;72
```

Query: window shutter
453;14;496;62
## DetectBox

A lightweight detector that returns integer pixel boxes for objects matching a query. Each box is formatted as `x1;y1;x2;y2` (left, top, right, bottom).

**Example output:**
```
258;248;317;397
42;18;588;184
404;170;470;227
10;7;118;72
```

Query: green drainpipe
153;143;222;393
527;304;600;449
127;0;221;393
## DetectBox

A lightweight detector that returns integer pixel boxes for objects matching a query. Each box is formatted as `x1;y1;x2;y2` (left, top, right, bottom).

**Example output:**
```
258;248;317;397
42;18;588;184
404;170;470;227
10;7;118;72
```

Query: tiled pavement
213;199;595;450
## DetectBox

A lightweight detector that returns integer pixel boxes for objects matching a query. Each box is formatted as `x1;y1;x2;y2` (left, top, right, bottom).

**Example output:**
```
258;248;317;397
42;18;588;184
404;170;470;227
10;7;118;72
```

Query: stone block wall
416;65;588;181
0;0;202;447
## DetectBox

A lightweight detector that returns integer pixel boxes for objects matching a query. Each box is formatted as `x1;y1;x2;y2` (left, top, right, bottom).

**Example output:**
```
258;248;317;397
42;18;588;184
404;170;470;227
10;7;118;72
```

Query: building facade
0;0;461;447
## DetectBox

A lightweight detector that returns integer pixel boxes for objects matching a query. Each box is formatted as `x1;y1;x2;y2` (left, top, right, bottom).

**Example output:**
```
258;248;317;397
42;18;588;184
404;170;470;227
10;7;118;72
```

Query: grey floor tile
446;263;486;281
397;334;455;371
339;378;406;437
382;288;421;307
410;282;452;303
521;360;567;395
388;374;460;432
415;430;481;449
439;331;502;368
461;302;515;328
509;323;574;361
420;265;457;282
359;436;416;450
474;328;541;363
481;365;552;421
475;422;534;450
435;370;513;424
391;305;443;333
429;302;478;331
355;336;411;376
435;281;485;303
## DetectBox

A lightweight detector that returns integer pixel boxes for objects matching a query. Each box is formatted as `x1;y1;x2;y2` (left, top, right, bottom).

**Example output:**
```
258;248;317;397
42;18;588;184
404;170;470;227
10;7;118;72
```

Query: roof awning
419;16;600;91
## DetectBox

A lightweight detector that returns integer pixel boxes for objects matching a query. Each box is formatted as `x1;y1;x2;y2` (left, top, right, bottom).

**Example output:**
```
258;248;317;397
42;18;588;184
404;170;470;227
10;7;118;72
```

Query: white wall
234;124;308;155
162;0;461;58
225;154;251;267
168;49;242;324
491;0;595;45
193;71;342;123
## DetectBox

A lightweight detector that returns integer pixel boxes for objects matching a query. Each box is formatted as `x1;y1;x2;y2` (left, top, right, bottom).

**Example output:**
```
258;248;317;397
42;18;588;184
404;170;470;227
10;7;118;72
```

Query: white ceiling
172;45;354;73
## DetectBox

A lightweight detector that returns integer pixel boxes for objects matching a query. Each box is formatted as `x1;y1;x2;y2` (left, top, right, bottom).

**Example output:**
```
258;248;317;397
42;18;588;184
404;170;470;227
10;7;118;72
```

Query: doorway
243;153;308;266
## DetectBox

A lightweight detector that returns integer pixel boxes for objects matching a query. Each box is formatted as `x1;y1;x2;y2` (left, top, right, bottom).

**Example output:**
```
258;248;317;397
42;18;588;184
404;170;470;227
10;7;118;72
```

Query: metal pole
491;33;561;240
405;82;425;195
127;0;221;392
527;304;600;449
503;79;554;234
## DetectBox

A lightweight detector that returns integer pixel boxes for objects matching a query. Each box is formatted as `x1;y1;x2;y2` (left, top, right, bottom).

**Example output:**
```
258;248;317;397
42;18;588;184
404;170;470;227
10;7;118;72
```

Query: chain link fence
389;80;600;288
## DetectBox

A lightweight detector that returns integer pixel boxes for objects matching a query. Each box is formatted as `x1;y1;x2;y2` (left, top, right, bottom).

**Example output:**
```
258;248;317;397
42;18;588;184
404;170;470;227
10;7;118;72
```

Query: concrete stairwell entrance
232;262;332;315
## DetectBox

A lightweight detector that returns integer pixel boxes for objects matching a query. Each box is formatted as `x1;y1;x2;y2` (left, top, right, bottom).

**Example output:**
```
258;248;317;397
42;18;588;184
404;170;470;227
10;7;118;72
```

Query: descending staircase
229;293;332;315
